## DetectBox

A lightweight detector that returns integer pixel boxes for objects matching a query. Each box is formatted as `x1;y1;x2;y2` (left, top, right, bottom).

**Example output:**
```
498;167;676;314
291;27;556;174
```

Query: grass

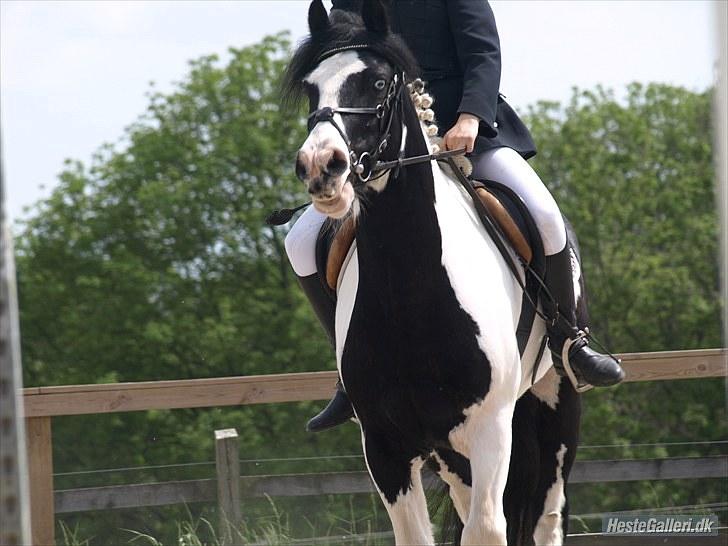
59;521;92;546
57;497;392;546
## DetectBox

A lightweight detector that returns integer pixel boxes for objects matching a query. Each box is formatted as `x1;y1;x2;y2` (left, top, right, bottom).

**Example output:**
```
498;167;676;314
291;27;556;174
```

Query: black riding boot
296;274;355;432
543;246;625;389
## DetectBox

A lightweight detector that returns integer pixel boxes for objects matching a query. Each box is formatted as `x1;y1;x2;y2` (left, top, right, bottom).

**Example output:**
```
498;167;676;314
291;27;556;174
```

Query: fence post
215;428;241;544
26;416;54;545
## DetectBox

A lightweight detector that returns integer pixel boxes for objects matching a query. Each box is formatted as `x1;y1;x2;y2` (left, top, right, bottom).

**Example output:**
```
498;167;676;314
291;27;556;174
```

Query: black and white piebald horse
284;2;582;544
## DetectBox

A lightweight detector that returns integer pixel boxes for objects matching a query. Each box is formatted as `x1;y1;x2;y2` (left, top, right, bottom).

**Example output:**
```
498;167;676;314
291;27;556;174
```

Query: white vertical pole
0;137;32;543
714;1;728;368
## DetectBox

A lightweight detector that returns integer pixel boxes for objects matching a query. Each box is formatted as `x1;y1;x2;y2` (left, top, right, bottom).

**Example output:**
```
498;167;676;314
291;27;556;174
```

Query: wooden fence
23;348;728;545
54;455;728;513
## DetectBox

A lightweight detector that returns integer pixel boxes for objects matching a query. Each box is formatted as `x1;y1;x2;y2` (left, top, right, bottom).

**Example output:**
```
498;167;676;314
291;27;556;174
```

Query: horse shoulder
432;165;522;383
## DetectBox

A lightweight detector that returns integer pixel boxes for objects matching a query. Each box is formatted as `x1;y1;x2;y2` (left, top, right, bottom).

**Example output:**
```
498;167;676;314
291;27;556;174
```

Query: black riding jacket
331;0;536;158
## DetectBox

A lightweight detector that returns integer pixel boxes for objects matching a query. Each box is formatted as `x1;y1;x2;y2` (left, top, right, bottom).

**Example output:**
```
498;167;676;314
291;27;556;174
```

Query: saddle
315;177;546;356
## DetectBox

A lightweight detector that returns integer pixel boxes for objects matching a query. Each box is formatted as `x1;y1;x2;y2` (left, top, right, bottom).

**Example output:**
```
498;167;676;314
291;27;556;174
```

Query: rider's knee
284;207;325;277
284;224;317;277
512;164;565;254
530;198;567;255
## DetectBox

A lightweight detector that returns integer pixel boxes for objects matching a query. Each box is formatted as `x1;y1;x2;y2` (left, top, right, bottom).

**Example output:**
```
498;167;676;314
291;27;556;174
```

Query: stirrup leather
561;330;595;393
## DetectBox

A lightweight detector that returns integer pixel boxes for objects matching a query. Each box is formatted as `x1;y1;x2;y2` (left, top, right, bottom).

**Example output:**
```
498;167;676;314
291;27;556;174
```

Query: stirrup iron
561;330;595;393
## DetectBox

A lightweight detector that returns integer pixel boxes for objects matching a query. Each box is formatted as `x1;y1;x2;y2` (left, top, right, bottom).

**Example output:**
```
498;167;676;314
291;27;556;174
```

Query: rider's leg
471;147;624;387
284;206;354;431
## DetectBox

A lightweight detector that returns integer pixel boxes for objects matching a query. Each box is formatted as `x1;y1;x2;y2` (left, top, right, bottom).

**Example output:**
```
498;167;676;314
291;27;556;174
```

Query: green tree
526;84;725;520
17;34;366;543
527;83;721;352
19;34;319;387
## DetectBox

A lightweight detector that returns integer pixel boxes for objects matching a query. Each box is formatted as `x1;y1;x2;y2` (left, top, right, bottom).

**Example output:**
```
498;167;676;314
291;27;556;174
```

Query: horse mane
281;9;421;109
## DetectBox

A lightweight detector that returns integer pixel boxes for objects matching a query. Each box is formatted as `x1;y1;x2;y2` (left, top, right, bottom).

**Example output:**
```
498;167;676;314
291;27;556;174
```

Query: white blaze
303;51;367;157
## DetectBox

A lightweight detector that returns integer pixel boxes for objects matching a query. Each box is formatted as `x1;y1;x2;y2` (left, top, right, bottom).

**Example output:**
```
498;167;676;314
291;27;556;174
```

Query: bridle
305;45;469;186
306;47;406;185
267;44;466;226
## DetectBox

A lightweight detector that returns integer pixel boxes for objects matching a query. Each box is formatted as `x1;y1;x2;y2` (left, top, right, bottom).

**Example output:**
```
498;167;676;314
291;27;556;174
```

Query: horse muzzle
296;146;354;218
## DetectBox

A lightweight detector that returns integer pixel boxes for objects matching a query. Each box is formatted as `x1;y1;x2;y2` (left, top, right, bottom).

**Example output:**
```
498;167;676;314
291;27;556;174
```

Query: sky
0;0;720;223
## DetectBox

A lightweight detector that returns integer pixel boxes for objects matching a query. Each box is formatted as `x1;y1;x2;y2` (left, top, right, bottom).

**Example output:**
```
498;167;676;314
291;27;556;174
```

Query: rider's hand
443;113;480;154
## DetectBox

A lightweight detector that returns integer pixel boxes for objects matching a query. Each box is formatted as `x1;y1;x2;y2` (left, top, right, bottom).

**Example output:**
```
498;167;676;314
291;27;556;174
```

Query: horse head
282;0;420;219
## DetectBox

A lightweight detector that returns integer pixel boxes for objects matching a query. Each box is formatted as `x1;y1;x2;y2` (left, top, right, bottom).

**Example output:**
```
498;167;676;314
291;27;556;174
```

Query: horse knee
461;513;507;546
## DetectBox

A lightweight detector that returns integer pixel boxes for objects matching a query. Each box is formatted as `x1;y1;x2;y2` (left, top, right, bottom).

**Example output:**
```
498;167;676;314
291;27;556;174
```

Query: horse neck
355;114;443;275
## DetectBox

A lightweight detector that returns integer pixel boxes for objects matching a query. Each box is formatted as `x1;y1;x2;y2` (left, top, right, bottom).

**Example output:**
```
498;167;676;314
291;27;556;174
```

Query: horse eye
374;79;386;90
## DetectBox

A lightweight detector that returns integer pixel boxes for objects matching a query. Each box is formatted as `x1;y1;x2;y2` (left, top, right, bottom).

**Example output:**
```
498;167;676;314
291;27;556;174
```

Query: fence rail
53;455;728;514
22;348;727;417
23;348;728;544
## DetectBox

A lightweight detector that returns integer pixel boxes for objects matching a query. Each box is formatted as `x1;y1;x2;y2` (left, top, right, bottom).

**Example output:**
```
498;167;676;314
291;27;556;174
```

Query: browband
316;44;371;63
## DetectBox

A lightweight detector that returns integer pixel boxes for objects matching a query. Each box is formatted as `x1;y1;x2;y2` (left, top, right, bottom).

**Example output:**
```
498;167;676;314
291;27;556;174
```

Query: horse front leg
362;430;434;545
531;371;581;546
433;447;472;524
451;400;516;546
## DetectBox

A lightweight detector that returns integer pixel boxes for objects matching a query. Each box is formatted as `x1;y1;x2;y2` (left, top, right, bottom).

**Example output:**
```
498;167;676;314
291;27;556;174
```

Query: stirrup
561;330;595;393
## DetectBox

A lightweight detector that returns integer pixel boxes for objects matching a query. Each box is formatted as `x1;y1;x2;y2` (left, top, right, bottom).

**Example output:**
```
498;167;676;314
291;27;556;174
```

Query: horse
283;2;583;544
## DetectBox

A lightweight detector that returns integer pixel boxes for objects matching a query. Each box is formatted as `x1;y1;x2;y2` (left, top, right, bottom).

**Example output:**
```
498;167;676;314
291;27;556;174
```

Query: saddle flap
475;187;533;264
326;216;357;291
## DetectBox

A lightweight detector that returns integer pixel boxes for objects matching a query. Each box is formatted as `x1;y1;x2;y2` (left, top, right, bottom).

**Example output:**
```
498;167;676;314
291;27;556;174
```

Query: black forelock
281;10;420;109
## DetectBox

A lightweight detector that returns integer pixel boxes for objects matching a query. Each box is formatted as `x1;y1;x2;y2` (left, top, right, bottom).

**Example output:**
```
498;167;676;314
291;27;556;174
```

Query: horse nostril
295;154;308;182
325;149;348;177
308;179;323;195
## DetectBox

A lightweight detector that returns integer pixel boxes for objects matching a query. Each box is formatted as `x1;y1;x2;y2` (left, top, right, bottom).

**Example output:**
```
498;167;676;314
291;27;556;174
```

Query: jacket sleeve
447;0;501;135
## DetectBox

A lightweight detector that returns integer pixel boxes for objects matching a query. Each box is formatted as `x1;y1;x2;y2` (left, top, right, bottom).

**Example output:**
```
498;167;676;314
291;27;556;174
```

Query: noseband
307;46;406;185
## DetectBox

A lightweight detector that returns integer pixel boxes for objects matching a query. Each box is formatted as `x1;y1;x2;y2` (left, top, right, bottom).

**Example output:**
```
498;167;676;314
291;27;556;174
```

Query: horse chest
336;175;501;443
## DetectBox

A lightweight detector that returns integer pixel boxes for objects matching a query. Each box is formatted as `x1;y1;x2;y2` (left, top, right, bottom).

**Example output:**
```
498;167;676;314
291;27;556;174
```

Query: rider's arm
447;0;501;137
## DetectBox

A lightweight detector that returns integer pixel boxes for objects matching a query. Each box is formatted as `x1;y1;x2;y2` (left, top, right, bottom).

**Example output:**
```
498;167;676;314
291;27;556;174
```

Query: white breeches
284;204;328;277
285;146;567;276
470;147;566;256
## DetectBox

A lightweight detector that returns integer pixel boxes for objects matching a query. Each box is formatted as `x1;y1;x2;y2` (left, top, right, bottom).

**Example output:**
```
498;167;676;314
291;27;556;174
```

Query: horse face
296;51;397;218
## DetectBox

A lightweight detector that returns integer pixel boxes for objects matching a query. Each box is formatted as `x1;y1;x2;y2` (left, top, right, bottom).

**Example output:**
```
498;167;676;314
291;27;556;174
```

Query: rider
285;0;625;432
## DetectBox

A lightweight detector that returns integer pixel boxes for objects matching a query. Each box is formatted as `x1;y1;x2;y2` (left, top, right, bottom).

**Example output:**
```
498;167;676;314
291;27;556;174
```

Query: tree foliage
525;84;724;516
15;33;724;542
527;83;720;352
17;33;365;542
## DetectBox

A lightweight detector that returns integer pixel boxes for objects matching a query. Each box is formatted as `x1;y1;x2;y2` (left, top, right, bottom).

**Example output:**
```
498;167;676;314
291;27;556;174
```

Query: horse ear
362;0;390;34
308;0;330;36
